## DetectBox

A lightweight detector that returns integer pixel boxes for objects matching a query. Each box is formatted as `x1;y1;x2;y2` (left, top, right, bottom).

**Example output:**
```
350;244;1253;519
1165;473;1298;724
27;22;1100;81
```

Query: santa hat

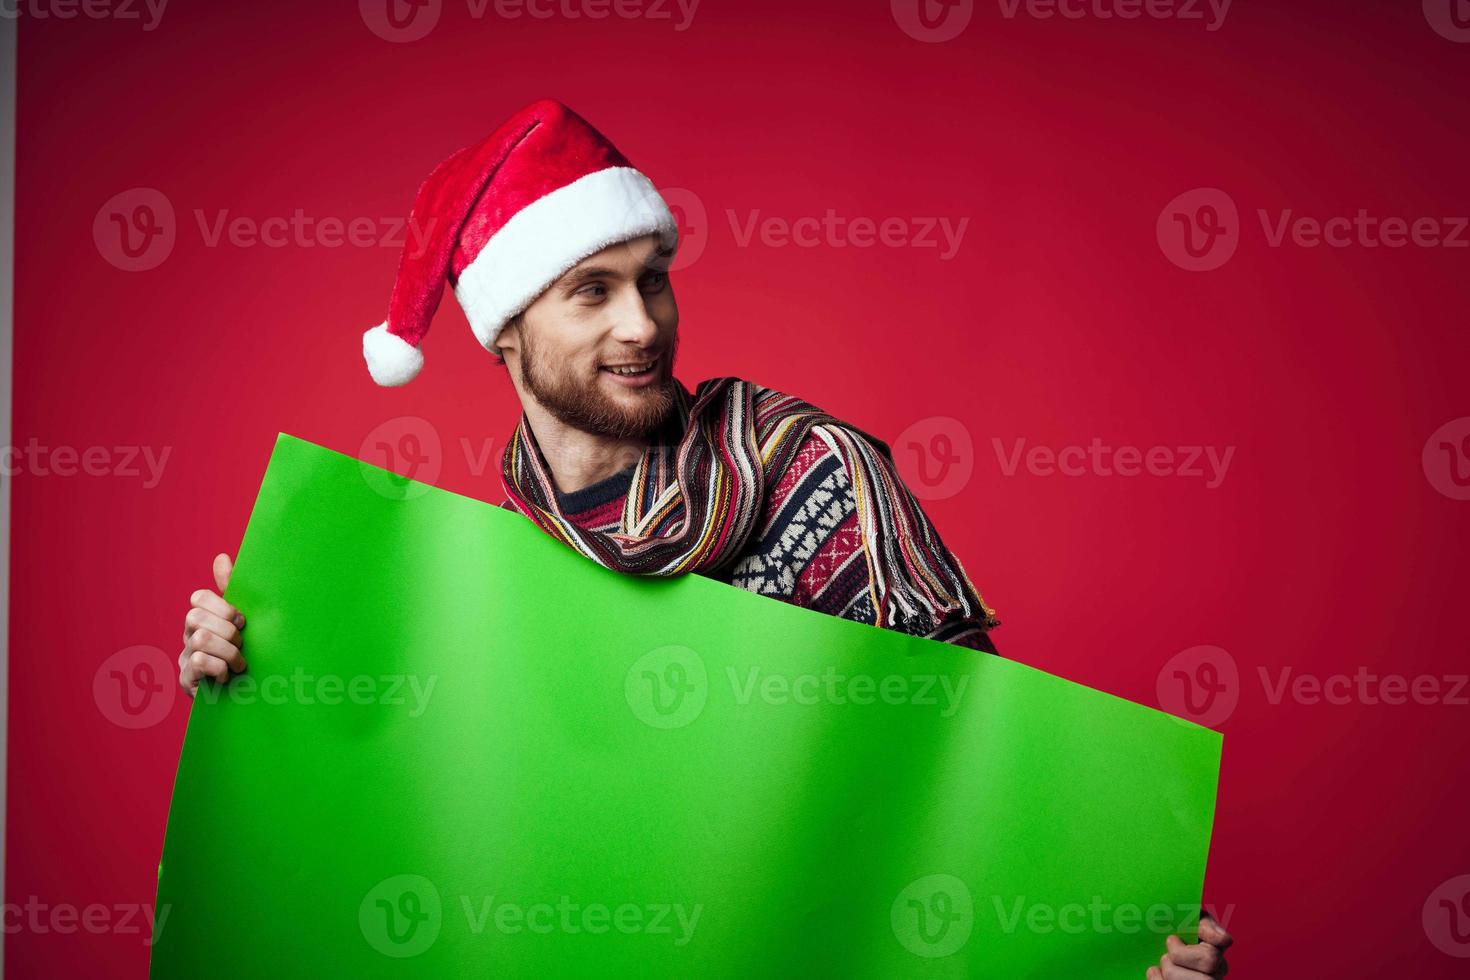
362;99;679;386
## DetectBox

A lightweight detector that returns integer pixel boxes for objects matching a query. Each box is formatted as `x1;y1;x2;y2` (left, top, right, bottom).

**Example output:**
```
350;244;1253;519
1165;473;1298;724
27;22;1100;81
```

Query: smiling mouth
600;356;659;378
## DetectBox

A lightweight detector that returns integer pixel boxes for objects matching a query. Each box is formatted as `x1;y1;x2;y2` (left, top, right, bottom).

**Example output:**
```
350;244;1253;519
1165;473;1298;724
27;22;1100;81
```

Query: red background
9;0;1470;975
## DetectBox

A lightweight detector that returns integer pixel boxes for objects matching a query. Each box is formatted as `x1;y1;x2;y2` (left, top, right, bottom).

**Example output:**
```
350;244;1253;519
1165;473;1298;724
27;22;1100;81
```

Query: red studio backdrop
7;1;1470;976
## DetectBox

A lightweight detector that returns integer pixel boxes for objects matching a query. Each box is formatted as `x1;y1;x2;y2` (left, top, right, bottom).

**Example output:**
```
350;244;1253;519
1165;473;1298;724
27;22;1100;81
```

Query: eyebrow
557;265;618;291
555;249;675;292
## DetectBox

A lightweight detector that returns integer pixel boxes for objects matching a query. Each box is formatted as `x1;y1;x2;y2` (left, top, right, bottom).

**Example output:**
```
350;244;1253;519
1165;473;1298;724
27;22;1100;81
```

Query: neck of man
520;399;650;496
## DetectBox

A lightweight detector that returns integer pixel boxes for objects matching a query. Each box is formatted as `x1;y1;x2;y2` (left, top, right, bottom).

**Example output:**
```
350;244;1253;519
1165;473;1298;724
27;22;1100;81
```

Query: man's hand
178;553;247;697
1147;914;1232;979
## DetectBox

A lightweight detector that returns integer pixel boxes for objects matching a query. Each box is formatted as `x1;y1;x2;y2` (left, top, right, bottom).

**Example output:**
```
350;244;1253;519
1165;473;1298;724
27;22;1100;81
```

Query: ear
493;315;524;370
497;313;524;352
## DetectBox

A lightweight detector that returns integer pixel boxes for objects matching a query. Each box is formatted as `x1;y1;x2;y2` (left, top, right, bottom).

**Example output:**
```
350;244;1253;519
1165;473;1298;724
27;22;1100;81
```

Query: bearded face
499;234;681;442
517;315;680;441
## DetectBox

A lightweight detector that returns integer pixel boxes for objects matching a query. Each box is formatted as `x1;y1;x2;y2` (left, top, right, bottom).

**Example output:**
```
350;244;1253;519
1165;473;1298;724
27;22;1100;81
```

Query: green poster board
152;434;1221;978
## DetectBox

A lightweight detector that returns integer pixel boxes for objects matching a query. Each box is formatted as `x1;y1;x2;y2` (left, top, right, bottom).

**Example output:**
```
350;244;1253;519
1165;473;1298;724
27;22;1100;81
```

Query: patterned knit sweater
503;427;997;654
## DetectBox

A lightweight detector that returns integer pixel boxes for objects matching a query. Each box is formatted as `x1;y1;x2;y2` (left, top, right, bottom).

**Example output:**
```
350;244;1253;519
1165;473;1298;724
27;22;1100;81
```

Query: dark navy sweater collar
554;463;637;514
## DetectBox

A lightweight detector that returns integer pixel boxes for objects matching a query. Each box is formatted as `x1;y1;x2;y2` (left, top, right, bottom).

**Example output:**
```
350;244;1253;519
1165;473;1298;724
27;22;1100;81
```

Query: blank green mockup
151;433;1222;978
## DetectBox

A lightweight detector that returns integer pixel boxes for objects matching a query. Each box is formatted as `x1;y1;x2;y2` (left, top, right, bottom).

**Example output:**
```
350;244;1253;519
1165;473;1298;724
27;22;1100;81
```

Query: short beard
518;329;678;441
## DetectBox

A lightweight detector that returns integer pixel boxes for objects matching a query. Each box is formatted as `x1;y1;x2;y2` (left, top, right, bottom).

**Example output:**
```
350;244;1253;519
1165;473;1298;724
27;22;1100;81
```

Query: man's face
499;234;680;441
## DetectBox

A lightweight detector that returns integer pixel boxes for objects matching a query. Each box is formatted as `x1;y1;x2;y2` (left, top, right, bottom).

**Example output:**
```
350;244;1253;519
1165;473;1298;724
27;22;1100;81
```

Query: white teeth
605;358;656;376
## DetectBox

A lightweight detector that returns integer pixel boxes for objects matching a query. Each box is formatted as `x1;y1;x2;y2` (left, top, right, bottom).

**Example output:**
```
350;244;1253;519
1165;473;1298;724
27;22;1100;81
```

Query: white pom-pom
362;322;424;387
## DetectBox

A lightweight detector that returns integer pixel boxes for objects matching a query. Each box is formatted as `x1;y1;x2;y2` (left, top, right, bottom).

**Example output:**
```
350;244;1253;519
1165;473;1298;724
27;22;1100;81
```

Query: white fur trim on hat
362;321;425;386
452;166;678;354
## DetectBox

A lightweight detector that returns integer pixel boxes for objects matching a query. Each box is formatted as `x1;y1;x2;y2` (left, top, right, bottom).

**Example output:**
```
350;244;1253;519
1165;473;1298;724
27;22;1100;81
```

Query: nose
608;288;660;347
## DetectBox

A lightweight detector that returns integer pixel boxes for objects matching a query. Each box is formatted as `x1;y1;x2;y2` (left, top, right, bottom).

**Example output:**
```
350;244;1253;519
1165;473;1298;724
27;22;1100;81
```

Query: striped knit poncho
498;377;999;652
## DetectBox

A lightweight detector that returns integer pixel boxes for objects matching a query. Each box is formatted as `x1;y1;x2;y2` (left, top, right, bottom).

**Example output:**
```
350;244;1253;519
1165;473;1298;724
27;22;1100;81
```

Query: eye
639;271;669;293
575;282;607;301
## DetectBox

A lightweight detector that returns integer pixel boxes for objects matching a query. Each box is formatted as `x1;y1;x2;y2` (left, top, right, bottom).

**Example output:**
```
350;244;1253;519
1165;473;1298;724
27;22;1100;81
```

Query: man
175;99;1232;977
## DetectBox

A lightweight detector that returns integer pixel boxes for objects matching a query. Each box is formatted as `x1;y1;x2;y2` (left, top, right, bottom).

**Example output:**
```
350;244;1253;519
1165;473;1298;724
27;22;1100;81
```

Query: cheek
535;320;599;369
652;292;679;331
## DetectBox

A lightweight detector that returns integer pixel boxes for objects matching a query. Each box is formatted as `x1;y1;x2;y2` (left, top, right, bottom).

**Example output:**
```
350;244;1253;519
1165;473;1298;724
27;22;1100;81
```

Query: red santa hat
362;99;679;386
